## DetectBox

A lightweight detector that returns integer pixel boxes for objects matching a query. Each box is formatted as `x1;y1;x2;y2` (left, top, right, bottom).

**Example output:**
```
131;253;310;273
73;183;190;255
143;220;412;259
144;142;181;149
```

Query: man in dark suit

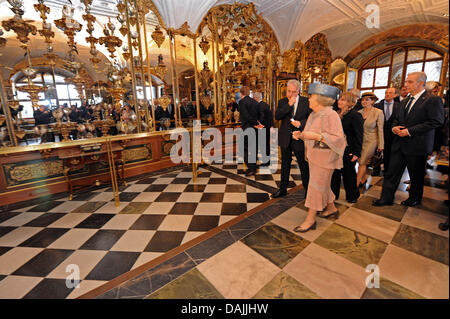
373;72;444;207
375;87;401;173
272;79;311;198
239;86;263;176
253;92;274;166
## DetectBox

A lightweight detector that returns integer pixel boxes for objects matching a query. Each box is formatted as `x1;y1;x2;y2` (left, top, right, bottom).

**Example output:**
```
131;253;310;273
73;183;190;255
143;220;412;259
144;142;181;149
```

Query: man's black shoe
401;198;421;207
372;199;394;206
347;198;358;204
245;171;256;177
439;218;449;231
272;190;287;198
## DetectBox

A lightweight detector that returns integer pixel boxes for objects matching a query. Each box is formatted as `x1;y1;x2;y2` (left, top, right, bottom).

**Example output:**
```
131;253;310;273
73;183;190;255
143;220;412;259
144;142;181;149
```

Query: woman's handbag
370;150;383;168
313;115;330;149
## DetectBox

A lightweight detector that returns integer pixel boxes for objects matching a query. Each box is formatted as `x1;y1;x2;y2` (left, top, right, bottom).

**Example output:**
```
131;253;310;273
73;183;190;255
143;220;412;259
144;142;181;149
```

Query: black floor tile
255;175;275;181
19;228;70;248
184;185;206;192
75;214;115;229
197;172;212;178
188;216;220;232
105;185;129;192
27;201;64;212
135;178;157;185
154;193;182;202
0;212;21;224
222;165;238;169
221;203;247;215
72;192;97;201
23;278;76;299
144;184;168;192
291;174;302;181
0;275;5;283
117;192;141;202
169;203;198;215
200;193;224;203
144;231;185;252
12;249;74;277
0;247;12;257
79;230;126;251
225;185;246;193
129;215;166;230
23;213;65;227
208;178;227;184
162;173;179;178
85;251;140;281
247;193;270;203
0;226;17;237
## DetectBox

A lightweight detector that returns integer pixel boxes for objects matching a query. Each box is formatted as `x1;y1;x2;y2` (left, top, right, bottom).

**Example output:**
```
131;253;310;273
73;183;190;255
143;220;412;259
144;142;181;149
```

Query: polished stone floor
0;157;448;299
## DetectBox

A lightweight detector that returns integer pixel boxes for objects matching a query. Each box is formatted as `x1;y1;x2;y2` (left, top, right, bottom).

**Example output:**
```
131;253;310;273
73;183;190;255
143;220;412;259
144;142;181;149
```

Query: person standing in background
253;92;274;167
375;87;401;173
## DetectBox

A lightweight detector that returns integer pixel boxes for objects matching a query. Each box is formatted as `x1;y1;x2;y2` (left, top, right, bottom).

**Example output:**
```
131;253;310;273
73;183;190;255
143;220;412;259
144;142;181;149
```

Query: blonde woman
292;83;346;233
357;92;384;187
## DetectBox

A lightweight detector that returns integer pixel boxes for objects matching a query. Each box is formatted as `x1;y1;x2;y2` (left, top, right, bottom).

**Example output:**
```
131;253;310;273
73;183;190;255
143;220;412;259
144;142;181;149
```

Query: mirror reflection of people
33;104;55;143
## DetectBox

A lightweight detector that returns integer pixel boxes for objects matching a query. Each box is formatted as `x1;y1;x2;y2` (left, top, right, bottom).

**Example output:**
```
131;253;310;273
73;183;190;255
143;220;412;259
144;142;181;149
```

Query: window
358;47;443;100
13;71;87;118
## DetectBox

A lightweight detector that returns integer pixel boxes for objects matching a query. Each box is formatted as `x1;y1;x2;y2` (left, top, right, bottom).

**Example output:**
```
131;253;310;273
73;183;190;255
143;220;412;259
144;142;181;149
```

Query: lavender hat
308;83;339;100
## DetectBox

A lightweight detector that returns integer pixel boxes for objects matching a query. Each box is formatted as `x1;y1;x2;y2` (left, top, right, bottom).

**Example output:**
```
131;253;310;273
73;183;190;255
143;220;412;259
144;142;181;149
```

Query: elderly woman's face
308;94;321;112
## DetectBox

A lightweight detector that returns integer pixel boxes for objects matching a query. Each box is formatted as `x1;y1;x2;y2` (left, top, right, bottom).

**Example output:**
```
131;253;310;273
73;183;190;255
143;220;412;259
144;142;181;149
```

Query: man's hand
288;96;297;106
392;126;405;135
349;153;358;162
397;128;410;137
291;119;301;128
254;121;264;129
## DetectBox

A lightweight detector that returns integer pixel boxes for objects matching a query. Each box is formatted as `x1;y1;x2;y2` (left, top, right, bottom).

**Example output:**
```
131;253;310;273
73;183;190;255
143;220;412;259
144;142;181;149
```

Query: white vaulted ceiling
151;0;449;56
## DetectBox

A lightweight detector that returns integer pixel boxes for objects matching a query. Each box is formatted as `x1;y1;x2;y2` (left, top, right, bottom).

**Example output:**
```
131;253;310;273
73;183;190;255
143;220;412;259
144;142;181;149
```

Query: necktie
405;97;415;115
385;102;391;121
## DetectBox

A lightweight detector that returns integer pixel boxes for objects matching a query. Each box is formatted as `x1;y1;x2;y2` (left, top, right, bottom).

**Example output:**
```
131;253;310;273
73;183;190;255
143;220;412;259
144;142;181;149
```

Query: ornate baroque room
0;0;448;300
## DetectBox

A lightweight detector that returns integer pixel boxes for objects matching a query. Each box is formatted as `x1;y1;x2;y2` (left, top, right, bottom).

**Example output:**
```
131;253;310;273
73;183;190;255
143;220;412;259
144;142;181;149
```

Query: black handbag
370;150;383;168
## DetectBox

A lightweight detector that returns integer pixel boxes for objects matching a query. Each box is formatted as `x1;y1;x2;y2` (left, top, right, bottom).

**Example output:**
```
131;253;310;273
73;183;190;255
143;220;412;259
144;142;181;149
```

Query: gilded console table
58;143;126;200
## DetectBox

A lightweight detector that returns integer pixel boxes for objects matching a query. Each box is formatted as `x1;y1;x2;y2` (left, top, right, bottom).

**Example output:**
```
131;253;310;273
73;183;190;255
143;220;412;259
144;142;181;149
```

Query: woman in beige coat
357;92;384;187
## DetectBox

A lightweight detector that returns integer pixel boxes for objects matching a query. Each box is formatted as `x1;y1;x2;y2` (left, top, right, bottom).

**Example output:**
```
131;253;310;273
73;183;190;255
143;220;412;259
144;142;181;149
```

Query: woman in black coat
331;92;364;203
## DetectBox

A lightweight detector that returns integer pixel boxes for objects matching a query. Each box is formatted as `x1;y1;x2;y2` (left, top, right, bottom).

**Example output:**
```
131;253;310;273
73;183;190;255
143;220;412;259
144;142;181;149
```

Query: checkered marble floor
0;160;448;299
91;168;449;300
0;166;271;299
210;154;302;190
